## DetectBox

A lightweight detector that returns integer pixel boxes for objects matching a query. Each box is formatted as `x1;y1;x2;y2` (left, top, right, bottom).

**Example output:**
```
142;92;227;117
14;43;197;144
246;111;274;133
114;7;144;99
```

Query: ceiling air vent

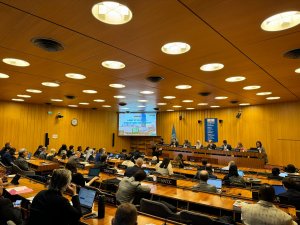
31;37;64;52
146;76;164;83
65;95;76;100
283;48;300;59
230;100;239;104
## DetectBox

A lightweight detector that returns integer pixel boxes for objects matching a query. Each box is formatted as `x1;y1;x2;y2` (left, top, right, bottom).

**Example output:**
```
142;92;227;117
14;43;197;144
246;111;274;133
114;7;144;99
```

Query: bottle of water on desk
98;195;105;219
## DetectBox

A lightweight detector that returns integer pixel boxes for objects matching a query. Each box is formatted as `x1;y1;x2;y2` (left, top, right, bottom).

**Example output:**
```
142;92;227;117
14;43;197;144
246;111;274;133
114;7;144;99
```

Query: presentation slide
118;113;157;136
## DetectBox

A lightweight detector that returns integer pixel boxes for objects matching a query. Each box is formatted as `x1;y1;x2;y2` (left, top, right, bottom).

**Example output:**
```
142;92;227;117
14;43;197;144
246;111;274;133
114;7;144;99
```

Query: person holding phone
0;178;23;225
27;169;82;225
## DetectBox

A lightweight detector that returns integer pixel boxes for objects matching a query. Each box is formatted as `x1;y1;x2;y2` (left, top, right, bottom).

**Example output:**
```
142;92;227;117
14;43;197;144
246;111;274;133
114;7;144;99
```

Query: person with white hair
195;140;202;149
85;148;95;162
14;148;31;171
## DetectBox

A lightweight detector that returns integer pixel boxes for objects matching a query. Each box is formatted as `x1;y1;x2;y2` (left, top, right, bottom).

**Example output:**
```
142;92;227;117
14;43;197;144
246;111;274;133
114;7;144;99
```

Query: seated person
67;151;82;164
174;154;185;168
197;159;208;171
28;169;82;225
66;145;75;158
285;164;297;174
221;140;232;151
192;170;217;193
241;184;297;225
222;164;245;187
14;148;33;171
195;140;202;149
222;160;236;170
121;155;135;168
183;139;191;148
111;203;138;225
57;144;67;156
33;145;43;157
124;158;144;177
170;138;179;147
158;138;164;145
94;154;109;171
150;156;158;165
207;140;216;150
116;170;151;204
38;147;48;159
132;149;142;160
65;162;99;187
206;163;217;179
1;148;16;166
46;149;56;161
0;178;23;225
95;148;106;163
236;142;246;152
155;157;174;176
278;177;300;209
267;167;283;180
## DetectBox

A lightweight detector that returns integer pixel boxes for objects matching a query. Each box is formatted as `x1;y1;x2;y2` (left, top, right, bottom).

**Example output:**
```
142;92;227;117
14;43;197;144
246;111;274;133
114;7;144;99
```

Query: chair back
140;198;178;220
11;163;35;176
180;210;214;225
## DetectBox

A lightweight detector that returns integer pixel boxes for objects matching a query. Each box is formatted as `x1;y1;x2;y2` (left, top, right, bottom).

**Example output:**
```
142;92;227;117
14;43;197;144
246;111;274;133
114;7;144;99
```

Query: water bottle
98;195;105;219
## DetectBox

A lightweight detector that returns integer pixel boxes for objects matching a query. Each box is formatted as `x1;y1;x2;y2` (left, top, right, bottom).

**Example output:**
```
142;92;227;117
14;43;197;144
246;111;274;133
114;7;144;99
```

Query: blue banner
205;118;218;142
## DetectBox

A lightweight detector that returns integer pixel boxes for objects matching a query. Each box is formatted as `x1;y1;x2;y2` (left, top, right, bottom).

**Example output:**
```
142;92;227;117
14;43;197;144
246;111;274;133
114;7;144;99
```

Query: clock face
71;118;78;126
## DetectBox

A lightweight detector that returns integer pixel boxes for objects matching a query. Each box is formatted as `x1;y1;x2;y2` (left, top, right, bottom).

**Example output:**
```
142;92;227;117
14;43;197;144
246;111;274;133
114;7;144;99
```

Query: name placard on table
102;168;117;174
156;177;177;186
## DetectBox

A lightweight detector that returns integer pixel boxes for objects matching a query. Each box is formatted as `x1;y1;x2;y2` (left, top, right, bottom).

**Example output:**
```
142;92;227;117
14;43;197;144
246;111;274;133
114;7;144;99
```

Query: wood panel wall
0;101;130;153
157;101;300;167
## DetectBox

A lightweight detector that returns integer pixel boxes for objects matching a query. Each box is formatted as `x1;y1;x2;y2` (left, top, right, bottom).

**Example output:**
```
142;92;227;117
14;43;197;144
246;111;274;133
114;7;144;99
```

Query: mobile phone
13;200;22;207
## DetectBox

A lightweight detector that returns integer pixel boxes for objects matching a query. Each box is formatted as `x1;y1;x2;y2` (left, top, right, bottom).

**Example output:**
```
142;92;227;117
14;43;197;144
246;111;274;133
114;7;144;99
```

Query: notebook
84;168;100;179
78;187;97;215
207;179;222;189
272;185;286;196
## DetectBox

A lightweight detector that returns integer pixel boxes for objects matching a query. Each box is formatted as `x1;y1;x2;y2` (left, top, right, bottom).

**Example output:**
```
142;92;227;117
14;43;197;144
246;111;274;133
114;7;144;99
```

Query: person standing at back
256;141;268;164
27;169;82;225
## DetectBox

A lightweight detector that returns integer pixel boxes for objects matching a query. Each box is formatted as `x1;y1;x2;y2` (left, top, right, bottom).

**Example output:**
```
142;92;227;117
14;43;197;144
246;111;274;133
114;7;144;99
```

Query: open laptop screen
238;170;244;177
88;168;100;177
279;172;288;177
207;179;222;189
272;185;286;196
79;187;96;208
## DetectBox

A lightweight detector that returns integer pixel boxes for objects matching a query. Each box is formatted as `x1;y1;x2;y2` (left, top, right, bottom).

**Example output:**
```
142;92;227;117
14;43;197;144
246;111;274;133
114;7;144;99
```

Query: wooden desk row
4;176;180;225
151;146;266;168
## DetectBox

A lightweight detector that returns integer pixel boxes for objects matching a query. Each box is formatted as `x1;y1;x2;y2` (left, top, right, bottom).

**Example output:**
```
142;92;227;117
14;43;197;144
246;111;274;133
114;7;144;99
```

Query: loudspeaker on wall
112;133;115;147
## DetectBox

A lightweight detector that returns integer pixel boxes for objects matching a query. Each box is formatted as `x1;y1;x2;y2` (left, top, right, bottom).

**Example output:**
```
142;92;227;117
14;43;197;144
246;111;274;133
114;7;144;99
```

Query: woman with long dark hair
222;164;245;187
155;157;173;176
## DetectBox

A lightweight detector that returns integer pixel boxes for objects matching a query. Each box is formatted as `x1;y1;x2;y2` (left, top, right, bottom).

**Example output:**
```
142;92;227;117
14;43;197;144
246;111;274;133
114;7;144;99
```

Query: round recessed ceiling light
198;103;208;106
243;85;261;90
266;96;280;100
51;99;63;102
102;105;111;108
12;98;24;102
109;83;126;88
68;105;78;107
101;60;125;69
42;82;60;87
175;85;192;89
26;89;42;93
173;105;182;108
261;11;300;31
2;58;30;67
79;102;89;105
239;103;250;106
82;90;97;94
163;96;176;99
93;99;105;102
137;105;146;108
295;68;300;73
200;63;224;71
17;94;31;98
91;1;133;25
138;100;148;102
256;92;272;96
161;42;191;55
186;108;195;110
140;90;154;95
210;105;220;108
0;73;9;78
157;102;167;105
182;100;193;103
166;109;174;112
114;95;126;99
225;76;246;82
65;73;86;79
215;96;228;100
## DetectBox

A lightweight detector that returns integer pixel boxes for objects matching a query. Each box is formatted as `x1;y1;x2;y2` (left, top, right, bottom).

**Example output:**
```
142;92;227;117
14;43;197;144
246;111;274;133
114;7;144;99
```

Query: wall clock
71;118;78;126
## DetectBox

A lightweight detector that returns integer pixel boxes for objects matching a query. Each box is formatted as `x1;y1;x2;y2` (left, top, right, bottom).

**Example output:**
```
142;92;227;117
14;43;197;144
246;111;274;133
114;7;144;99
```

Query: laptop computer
78;187;97;215
27;152;32;160
207;179;222;189
143;169;150;175
238;170;244;177
83;168;100;179
272;185;286;196
279;172;288;177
